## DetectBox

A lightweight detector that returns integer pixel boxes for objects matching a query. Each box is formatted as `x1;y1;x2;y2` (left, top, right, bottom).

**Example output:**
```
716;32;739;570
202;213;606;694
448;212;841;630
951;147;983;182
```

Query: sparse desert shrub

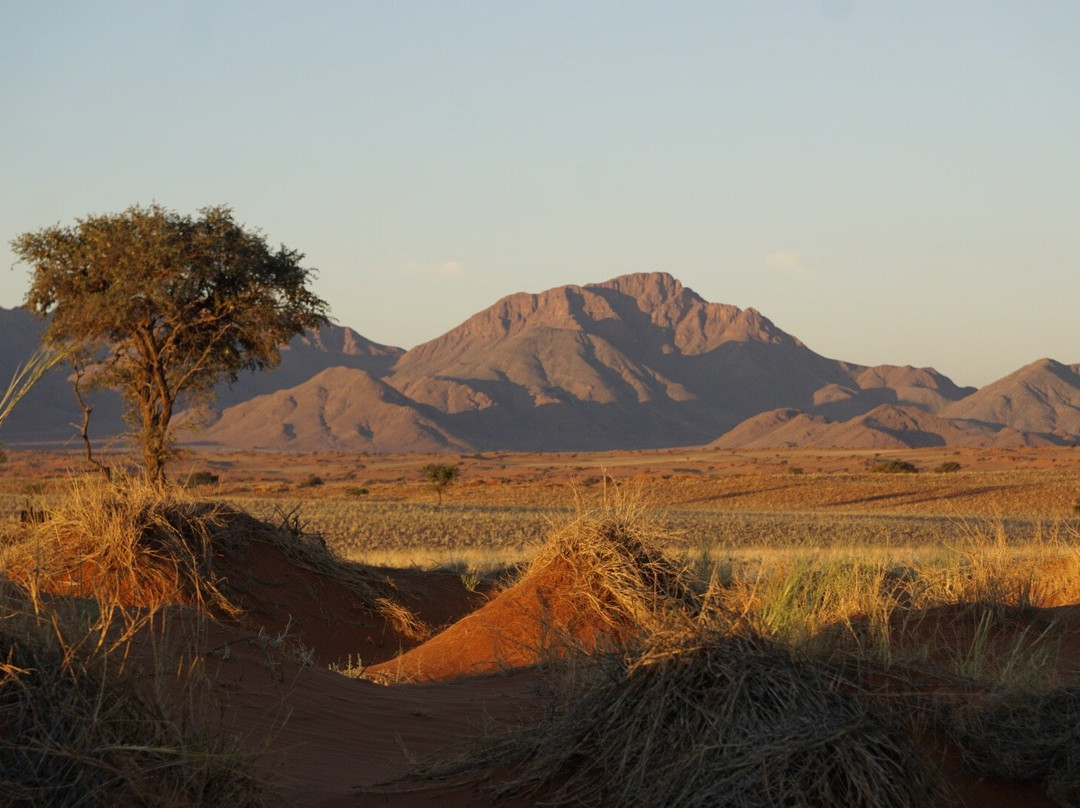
871;459;919;474
344;486;369;497
933;461;962;473
788;467;804;475
0;475;404;618
581;474;615;487
184;470;219;487
297;474;324;489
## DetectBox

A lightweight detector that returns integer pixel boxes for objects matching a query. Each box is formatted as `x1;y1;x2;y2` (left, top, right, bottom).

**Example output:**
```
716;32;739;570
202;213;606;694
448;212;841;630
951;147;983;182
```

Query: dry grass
406;630;936;808
2;456;1079;805
944;686;1080;803
0;581;273;807
1;474;242;616
517;496;700;635
0;475;403;620
389;499;1080;804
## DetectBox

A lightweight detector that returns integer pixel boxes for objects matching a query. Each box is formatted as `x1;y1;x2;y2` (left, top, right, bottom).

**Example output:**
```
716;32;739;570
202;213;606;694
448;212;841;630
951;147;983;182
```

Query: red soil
365;557;633;682
13;519;1080;806
215;539;486;667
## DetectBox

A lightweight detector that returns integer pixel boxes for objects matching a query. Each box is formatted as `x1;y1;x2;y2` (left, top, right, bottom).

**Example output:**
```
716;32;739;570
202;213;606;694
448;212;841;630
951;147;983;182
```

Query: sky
2;1;1077;389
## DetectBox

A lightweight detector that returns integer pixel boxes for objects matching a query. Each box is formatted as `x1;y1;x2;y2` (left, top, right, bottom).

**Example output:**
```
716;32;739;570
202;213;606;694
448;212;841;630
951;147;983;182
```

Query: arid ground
2;446;1080;806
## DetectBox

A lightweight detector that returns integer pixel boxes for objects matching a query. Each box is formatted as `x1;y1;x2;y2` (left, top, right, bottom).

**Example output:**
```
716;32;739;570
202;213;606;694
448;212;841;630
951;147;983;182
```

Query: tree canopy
12;203;329;484
422;463;459;505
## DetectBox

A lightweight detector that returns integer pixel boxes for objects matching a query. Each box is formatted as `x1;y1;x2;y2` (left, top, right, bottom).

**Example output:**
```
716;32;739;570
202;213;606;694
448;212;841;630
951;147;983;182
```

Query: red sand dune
364;556;636;682
214;538;486;667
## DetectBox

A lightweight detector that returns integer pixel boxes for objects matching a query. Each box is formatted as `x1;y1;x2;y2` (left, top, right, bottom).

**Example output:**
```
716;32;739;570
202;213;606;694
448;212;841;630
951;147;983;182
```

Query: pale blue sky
2;1;1077;388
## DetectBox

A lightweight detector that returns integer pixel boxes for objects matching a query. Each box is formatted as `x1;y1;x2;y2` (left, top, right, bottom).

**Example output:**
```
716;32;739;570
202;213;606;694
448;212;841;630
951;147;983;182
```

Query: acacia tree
12;204;329;485
422;463;459;505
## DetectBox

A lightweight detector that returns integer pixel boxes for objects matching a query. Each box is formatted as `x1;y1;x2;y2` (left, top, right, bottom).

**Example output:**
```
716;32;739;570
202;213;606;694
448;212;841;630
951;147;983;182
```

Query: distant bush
788;467;804;475
184;470;219;486
933;462;962;473
297;474;324;489
581;474;616;487
870;459;919;474
344;486;369;497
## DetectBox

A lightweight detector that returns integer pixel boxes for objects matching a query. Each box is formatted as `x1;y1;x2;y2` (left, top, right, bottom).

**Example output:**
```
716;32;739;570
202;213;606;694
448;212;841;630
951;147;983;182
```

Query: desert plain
3;444;1080;807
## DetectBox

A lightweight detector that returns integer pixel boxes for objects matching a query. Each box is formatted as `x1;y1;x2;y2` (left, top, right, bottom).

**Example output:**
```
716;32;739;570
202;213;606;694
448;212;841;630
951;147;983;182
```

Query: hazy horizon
3;2;1077;389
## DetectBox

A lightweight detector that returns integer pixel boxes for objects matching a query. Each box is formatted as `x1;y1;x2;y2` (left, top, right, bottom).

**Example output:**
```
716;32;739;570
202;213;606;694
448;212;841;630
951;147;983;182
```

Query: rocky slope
3;275;1077;451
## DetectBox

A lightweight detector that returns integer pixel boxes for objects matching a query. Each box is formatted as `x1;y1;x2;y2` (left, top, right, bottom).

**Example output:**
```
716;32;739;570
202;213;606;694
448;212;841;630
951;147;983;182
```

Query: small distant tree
12;204;328;486
422;463;459;505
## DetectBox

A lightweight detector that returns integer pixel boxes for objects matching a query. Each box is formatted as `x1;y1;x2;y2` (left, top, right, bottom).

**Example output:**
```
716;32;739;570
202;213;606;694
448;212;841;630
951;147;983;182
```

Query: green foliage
11;204;328;485
933;461;963;473
422;463;459;504
297;474;324;489
870;459;919;474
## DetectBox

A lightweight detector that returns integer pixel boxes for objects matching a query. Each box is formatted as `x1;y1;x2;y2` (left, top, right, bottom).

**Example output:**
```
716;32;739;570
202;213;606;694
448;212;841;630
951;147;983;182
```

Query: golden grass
0;578;271;807
390;499;1080;805
2;458;1079;805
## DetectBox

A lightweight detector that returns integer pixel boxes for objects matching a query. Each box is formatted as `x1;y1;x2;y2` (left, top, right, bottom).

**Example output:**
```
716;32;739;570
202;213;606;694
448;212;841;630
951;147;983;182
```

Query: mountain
0;306;127;444
939;358;1080;440
712;404;1057;450
196;272;985;452
5;275;1079;452
0;306;403;446
192;366;467;453
810;365;975;421
201;323;403;414
380;272;871;450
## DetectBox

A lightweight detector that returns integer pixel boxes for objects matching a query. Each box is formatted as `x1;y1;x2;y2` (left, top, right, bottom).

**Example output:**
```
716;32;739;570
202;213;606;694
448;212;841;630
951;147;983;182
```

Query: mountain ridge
2;273;1076;451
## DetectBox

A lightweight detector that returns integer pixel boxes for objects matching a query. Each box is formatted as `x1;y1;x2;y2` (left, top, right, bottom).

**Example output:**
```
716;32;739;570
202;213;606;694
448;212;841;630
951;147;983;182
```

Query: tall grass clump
0;580;271;807
521;497;700;635
405;630;935;808
1;473;241;616
1;474;401;620
943;686;1080;804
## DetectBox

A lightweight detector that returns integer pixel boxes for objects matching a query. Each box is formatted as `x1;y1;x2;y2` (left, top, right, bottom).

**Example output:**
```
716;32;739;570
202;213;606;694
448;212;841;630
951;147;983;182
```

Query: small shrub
581;474;615;487
297;474;324;489
933;461;962;473
184;470;219;487
871;459;919;474
789;467;804;475
345;486;369;497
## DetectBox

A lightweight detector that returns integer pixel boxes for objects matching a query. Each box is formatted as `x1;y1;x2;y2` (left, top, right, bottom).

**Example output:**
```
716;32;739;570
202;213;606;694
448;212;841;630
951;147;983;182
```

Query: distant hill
193;366;467;453
0;308;403;446
3;274;1078;452
939;358;1080;440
